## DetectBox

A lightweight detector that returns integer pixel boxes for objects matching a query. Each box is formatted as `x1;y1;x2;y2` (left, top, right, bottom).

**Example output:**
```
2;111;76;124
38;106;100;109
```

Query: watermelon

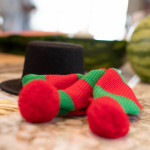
127;15;150;82
0;32;126;71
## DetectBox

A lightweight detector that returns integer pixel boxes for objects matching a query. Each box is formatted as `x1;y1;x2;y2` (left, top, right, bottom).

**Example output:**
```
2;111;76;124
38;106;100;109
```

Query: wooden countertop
0;52;149;150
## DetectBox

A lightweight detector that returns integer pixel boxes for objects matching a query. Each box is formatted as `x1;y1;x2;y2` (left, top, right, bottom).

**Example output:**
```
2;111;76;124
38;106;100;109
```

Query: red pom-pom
18;80;60;123
87;96;129;138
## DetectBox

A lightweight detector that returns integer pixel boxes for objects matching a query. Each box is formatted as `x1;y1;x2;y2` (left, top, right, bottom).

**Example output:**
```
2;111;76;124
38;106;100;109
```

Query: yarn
18;68;142;138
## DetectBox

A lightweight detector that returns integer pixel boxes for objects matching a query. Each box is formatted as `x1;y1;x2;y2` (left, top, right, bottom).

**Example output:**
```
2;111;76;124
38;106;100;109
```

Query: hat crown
22;41;85;77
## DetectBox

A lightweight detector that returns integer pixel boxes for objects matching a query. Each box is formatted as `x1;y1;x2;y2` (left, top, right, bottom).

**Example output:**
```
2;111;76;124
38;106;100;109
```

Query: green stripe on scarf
22;74;46;86
77;74;84;79
94;85;140;115
83;69;106;87
58;90;75;115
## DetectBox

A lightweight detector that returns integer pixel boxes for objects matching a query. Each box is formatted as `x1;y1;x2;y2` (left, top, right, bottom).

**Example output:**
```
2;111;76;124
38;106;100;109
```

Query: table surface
0;52;150;150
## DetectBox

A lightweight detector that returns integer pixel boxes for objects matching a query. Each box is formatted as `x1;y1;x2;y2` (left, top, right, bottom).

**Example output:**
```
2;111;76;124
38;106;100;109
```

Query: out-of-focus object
127;75;140;89
0;31;126;71
0;0;35;31
0;99;18;116
0;16;3;31
0;30;65;37
127;0;150;30
73;30;93;39
120;62;141;88
127;15;150;83
127;0;145;16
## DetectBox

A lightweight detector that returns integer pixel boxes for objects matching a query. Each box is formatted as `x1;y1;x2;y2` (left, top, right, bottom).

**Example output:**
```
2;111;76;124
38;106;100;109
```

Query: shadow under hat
0;41;85;95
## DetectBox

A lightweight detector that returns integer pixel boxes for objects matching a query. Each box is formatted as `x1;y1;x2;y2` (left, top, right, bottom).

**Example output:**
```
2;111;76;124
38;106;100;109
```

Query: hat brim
0;79;22;95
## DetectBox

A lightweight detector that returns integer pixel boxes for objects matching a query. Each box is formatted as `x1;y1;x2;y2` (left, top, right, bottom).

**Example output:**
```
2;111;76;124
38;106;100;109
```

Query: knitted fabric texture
86;68;142;138
21;68;142;115
22;74;83;89
19;80;60;123
22;73;85;115
87;96;130;138
19;68;142;139
59;69;105;114
20;69;106;117
93;68;142;114
22;74;86;115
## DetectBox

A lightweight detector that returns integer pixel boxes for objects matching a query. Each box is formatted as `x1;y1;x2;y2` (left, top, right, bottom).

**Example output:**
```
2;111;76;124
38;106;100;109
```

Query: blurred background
0;0;149;40
0;0;150;72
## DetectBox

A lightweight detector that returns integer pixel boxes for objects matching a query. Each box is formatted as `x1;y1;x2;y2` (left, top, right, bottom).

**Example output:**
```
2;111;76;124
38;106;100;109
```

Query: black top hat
0;41;85;95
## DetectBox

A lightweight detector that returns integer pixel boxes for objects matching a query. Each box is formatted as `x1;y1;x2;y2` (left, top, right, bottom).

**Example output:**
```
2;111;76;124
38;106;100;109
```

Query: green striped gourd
127;15;150;82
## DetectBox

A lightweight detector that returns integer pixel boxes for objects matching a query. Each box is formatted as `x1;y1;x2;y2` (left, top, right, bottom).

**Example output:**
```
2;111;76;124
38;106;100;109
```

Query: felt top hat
0;41;85;95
